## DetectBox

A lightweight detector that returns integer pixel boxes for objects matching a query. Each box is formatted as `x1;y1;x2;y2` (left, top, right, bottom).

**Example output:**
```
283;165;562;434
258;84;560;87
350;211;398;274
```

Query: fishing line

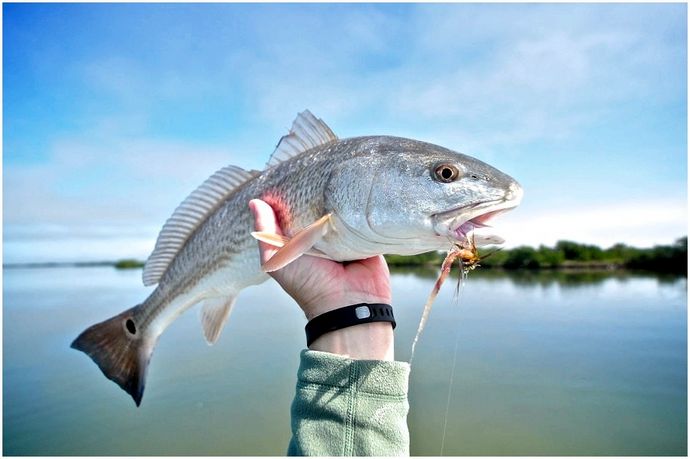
408;245;470;455
440;269;467;456
410;239;484;454
409;250;457;364
409;301;431;365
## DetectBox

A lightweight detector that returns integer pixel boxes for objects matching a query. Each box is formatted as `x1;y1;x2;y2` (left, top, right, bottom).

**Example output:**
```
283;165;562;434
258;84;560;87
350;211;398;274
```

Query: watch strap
305;303;396;347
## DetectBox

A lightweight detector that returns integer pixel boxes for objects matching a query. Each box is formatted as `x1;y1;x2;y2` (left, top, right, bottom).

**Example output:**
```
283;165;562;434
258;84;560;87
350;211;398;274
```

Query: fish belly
148;247;269;338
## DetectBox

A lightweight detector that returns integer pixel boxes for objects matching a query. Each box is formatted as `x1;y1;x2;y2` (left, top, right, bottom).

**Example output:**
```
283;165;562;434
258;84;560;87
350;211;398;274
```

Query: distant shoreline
385;237;688;275
3;259;144;270
4;255;686;276
4;237;687;275
4;261;116;269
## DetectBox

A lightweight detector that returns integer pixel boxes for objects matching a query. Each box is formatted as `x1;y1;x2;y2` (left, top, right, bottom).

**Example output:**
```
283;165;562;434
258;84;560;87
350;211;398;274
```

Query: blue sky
3;3;687;263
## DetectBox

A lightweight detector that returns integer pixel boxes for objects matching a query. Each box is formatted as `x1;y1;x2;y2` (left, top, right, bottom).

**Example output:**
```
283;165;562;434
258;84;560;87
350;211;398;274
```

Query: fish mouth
433;199;520;246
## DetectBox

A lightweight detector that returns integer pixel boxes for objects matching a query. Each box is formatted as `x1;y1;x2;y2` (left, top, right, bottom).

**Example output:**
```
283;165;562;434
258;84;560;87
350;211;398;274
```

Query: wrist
309;321;395;361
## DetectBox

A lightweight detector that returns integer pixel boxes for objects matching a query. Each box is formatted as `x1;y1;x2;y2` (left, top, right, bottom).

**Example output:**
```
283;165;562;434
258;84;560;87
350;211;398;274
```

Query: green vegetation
384;251;441;267
114;259;145;269
110;237;687;275
384;237;687;275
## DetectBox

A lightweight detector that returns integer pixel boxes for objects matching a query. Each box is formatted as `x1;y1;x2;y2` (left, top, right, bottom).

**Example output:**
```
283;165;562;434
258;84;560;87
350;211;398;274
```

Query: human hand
249;199;394;360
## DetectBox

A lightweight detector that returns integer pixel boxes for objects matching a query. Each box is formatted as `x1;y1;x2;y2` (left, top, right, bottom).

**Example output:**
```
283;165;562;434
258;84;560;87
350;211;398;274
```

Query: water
3;266;686;455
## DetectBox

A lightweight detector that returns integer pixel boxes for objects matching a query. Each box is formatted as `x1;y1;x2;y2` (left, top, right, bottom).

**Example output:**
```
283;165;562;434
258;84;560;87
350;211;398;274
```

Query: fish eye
433;164;460;183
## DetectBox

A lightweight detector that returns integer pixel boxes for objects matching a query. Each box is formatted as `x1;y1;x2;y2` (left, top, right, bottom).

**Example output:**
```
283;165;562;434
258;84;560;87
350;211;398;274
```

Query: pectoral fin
251;232;290;247
200;296;237;345
250;232;331;260
259;214;332;272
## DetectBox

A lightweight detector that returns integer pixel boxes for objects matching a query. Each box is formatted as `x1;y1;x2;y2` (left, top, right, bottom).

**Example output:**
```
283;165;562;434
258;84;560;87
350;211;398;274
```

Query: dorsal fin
142;165;258;286
266;110;338;168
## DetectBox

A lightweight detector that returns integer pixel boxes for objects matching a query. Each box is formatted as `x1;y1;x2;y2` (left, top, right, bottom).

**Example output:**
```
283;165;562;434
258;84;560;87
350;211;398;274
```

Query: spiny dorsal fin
266;110;338;168
200;295;237;345
142;166;258;286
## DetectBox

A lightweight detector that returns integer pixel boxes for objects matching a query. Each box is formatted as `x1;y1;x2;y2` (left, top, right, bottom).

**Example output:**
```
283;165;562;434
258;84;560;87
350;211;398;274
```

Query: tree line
113;237;687;275
384;237;687;274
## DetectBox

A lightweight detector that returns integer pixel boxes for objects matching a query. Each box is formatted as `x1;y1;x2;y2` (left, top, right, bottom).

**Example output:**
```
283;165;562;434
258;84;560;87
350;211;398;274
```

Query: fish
71;110;523;406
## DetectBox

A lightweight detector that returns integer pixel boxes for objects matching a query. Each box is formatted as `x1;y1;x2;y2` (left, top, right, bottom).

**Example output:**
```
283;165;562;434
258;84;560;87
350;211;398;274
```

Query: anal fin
200;296;237;345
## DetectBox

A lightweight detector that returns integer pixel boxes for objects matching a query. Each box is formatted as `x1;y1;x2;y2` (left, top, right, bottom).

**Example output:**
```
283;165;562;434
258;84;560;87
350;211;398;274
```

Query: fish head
328;137;523;252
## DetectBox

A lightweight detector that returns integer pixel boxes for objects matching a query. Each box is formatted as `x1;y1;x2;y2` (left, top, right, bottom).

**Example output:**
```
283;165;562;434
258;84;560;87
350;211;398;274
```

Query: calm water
3;266;687;455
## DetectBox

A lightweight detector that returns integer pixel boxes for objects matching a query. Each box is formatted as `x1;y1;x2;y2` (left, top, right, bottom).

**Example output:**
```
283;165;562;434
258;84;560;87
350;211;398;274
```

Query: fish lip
432;199;519;241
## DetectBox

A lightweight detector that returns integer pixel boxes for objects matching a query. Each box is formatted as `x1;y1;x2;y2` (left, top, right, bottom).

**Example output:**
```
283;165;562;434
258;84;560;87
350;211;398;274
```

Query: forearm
287;349;411;456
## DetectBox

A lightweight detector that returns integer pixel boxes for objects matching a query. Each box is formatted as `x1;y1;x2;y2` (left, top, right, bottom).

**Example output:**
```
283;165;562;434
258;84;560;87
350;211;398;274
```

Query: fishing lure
409;235;501;361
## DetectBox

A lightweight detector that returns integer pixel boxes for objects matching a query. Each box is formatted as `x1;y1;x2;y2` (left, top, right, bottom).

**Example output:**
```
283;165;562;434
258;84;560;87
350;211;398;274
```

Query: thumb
248;199;282;265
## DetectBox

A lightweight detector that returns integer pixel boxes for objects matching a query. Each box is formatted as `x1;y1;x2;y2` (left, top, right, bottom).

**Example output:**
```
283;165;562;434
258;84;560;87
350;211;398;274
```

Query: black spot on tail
71;306;154;407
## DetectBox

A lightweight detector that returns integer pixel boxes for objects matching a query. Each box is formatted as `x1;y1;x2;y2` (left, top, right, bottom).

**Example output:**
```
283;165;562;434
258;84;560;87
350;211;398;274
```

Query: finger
248;199;281;265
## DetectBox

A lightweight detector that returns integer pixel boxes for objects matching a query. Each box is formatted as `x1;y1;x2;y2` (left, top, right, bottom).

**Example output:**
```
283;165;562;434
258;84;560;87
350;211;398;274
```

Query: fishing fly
410;234;489;361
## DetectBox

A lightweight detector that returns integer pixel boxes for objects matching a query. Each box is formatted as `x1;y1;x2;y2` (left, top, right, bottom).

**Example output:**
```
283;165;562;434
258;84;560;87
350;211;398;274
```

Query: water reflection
392;265;687;289
3;267;687;456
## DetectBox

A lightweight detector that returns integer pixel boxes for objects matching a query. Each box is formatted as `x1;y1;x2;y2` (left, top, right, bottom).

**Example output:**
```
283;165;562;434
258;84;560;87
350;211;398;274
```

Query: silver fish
72;111;523;405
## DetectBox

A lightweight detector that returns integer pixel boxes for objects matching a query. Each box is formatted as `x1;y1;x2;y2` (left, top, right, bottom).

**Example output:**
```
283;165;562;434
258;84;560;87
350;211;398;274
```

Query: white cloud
4;3;685;264
497;199;688;249
237;4;682;157
3;234;157;264
4;135;241;228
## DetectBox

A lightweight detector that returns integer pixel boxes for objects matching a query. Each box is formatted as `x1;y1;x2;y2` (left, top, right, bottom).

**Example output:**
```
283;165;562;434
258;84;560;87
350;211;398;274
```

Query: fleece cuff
287;350;411;456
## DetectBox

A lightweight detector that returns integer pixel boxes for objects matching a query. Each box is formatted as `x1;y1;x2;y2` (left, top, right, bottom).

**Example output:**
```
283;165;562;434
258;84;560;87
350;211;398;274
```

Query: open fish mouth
454;208;508;239
433;199;520;246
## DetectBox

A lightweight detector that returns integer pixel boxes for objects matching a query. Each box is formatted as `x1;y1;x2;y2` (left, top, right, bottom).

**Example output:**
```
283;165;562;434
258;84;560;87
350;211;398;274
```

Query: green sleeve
287;349;411;456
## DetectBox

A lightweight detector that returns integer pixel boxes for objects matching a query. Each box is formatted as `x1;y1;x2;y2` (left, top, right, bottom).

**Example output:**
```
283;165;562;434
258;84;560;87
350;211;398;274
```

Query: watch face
355;306;372;319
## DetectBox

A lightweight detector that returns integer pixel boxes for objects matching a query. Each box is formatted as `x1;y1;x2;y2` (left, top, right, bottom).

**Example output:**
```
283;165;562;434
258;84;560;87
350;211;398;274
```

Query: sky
3;3;688;263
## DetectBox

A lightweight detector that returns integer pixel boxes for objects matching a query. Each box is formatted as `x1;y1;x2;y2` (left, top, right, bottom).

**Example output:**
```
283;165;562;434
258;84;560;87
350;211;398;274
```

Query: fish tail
71;305;155;407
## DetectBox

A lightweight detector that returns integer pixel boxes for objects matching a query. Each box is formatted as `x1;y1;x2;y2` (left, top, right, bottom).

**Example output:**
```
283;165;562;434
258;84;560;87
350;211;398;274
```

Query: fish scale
71;110;523;406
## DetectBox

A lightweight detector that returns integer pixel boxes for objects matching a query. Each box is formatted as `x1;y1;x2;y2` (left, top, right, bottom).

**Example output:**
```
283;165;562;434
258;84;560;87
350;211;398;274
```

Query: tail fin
71;306;155;407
